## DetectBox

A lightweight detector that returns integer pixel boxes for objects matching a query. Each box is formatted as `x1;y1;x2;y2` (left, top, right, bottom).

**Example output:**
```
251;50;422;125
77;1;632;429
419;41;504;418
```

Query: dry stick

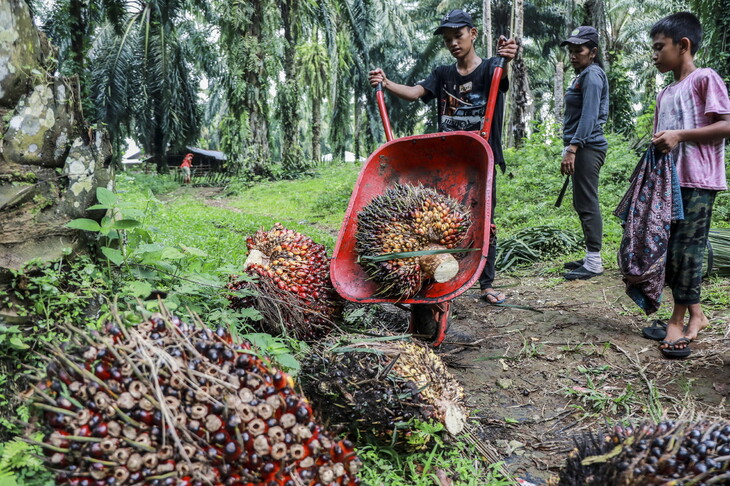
440;338;488;356
131;330;197;473
462;424;515;484
611;343;680;416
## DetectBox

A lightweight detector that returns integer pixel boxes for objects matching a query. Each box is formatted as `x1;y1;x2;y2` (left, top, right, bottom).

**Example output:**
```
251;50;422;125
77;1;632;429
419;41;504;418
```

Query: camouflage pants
666;188;717;305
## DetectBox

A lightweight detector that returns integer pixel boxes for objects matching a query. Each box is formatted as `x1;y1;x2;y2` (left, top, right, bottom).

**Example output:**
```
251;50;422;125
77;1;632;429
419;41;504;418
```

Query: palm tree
88;0;214;172
278;0;307;175
691;0;730;83
217;0;278;175
297;35;330;164
508;0;531;147
38;0;126;80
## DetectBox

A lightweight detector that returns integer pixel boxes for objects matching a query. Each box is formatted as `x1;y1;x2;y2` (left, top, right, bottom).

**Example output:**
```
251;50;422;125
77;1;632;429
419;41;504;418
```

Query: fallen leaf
498;358;509;371
435;469;453;486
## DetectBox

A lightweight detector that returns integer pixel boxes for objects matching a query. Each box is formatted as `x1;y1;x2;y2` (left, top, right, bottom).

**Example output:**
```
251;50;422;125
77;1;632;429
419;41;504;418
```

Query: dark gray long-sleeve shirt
563;63;609;150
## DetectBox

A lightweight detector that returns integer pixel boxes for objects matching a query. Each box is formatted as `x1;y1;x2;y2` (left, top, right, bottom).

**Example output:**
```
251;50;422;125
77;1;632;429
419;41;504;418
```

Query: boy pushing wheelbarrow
330;9;517;346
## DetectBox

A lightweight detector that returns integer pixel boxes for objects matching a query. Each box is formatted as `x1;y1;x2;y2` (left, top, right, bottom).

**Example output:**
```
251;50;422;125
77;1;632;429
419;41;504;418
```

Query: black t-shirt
418;57;509;171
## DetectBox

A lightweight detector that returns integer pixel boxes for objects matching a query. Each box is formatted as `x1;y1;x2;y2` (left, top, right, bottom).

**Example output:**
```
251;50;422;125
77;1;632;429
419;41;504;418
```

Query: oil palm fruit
300;337;467;449
355;184;472;300
227;223;343;341
25;310;360;485
556;421;730;485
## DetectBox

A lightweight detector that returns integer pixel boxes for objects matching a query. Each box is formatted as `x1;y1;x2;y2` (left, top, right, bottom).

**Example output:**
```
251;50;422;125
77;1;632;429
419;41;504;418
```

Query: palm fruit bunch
556;420;730;485
25;311;360;486
355;183;472;300
227;223;343;341
300;337;467;449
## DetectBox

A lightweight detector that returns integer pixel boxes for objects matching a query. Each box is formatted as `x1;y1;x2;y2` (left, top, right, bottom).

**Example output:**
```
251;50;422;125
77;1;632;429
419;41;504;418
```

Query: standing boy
650;12;730;358
368;9;517;305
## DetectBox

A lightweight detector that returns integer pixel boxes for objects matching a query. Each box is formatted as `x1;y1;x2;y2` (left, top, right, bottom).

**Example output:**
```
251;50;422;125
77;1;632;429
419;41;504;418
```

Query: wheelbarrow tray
331;131;494;304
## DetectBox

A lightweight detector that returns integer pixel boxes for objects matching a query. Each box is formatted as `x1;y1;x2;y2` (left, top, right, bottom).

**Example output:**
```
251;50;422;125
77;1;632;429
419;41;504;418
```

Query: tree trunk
218;0;271;173
508;0;530;147
0;0;112;286
353;88;361;161
584;0;608;71
482;0;493;57
69;0;85;74
312;95;321;165
554;61;564;124
279;0;305;175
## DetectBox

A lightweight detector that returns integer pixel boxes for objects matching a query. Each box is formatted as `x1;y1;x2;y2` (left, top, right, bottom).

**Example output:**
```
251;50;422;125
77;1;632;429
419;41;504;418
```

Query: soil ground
438;272;729;484
197;186;729;485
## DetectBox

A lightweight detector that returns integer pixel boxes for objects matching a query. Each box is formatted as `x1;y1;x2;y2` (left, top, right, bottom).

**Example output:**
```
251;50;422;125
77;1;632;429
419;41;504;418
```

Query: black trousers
572;146;606;253
478;174;498;290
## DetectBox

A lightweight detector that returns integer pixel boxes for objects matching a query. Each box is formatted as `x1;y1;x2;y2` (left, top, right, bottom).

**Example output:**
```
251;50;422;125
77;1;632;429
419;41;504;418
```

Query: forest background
27;0;730;175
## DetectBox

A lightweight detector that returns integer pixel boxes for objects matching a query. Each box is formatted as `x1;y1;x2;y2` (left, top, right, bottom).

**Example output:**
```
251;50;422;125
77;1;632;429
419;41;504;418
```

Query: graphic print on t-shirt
440;80;486;131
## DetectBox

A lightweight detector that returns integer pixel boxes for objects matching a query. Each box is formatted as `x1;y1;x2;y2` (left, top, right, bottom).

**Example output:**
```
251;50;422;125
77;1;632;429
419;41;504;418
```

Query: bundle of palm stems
707;228;730;276
24;309;360;485
227;223;343;341
496;225;582;271
555;420;730;486
299;336;467;450
355;183;472;300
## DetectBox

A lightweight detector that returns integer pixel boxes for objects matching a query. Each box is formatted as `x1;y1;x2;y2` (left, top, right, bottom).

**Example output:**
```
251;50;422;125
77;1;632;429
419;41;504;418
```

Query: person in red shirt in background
180;153;193;184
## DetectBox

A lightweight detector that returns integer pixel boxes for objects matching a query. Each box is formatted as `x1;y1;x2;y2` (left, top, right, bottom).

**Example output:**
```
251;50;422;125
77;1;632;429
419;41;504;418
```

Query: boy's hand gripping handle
375;83;394;142
479;57;506;141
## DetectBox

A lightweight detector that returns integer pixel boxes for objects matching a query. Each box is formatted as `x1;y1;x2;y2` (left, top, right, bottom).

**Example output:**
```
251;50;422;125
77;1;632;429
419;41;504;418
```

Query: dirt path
195;187;729;484
438;272;729;484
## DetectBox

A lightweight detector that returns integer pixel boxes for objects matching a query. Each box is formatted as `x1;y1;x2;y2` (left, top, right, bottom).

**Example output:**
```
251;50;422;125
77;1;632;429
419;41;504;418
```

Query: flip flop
641;320;689;341
642;320;668;341
659;337;692;359
481;291;506;305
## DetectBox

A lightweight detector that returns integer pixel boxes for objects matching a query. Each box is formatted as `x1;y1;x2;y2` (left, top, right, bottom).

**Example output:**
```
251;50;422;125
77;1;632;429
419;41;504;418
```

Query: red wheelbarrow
330;59;505;346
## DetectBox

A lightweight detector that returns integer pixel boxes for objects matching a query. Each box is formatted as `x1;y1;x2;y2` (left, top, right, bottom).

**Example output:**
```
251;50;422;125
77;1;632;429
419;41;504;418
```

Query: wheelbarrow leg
408;302;451;347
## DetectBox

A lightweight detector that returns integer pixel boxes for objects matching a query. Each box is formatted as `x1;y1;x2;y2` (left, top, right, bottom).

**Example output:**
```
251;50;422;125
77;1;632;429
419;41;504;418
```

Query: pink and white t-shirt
655;67;730;191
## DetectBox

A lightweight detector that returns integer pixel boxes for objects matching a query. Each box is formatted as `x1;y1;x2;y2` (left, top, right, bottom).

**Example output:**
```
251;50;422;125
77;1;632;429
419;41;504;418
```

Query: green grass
227;164;360;248
357;440;512;486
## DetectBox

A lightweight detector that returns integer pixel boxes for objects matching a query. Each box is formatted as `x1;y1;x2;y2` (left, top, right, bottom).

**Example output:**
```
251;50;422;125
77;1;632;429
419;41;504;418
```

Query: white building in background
321;151;365;163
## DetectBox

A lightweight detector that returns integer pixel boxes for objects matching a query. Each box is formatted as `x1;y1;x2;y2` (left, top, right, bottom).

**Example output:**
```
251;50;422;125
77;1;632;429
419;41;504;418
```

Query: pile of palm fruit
300;337;467;449
355;183;472;300
227;223;343;341
556;420;730;485
25;311;360;485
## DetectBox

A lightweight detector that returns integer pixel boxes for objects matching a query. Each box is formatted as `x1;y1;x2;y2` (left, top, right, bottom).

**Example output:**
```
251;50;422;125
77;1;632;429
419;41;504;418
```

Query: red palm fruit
227;224;343;341
26;310;361;485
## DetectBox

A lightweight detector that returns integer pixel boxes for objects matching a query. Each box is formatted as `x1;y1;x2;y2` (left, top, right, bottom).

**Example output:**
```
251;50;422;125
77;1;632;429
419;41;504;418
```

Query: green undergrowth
357;438;512;486
226;164;361;242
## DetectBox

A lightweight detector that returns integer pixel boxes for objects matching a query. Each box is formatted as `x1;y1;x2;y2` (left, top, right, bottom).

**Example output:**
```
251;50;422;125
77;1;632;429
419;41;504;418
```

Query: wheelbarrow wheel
409;302;451;347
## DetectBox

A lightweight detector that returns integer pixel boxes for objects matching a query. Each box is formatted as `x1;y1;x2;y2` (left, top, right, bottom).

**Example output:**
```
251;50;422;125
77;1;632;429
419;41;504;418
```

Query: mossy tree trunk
0;0;111;293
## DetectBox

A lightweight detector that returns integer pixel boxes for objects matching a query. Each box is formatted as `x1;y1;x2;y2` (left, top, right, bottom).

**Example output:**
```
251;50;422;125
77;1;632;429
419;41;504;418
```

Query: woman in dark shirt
560;26;609;280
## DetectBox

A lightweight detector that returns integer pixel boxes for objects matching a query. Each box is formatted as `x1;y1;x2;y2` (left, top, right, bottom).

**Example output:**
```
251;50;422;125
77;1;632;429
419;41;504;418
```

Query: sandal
642;320;668;341
481;290;506;305
642;320;688;341
659;337;692;359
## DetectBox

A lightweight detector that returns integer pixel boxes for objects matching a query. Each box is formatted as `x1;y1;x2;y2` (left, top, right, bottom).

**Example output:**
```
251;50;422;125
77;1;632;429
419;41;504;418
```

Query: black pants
572;146;606;253
478;174;498;290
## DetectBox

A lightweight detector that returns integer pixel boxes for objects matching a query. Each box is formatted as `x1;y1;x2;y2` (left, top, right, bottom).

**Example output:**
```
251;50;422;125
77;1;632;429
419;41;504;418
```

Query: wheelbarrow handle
479;56;506;141
375;83;395;142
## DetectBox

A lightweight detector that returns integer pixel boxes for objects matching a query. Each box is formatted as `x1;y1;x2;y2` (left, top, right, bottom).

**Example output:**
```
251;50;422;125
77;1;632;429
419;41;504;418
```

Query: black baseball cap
561;26;599;46
434;9;474;35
